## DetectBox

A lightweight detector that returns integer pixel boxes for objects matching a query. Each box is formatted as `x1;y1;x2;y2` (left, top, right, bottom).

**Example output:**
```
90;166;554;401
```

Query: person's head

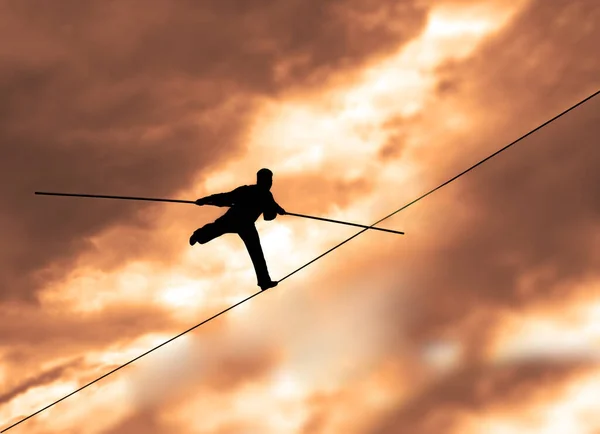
256;168;273;190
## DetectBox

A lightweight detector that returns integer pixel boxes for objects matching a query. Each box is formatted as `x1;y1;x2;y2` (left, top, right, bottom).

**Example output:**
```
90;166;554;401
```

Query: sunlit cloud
491;293;600;363
270;369;305;400
464;369;600;434
422;340;464;371
185;1;526;292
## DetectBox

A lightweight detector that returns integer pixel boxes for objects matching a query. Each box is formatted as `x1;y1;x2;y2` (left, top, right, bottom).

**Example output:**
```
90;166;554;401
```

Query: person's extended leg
238;225;278;290
189;219;229;246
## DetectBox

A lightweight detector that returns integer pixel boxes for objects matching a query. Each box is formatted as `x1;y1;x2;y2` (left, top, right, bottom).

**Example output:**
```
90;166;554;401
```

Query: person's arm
195;186;243;207
274;200;286;215
263;194;286;221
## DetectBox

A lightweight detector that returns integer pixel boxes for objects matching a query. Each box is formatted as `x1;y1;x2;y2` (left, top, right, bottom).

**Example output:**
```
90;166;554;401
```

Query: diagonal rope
1;292;263;432
2;88;598;433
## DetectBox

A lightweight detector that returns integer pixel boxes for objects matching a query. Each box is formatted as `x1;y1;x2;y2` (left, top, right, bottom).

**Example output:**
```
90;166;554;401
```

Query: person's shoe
189;231;198;246
259;280;278;291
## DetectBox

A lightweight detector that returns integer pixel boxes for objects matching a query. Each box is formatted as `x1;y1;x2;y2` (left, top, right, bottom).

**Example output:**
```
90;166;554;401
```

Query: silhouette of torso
211;185;278;225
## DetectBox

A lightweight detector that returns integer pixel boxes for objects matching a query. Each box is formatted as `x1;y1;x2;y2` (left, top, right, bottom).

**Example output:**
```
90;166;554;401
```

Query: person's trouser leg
191;218;229;245
237;225;272;286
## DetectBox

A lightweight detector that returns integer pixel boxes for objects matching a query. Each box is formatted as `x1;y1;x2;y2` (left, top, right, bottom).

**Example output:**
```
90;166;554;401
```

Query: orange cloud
2;0;599;433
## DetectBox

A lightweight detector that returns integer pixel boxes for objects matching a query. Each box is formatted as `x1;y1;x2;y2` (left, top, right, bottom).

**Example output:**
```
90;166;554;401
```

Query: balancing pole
34;191;404;235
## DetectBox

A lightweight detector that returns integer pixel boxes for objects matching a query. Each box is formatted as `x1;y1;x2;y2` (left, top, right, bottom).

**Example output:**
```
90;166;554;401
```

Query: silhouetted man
189;168;286;291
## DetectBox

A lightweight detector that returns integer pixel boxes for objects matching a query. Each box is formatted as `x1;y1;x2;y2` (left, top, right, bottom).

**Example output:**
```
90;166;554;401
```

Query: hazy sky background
1;0;599;433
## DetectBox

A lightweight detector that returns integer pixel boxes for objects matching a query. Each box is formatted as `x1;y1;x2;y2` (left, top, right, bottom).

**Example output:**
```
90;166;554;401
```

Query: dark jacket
203;185;284;223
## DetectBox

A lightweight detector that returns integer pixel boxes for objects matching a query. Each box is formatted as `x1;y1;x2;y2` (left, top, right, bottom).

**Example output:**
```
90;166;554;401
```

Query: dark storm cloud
0;0;428;301
98;410;175;434
402;94;600;348
364;0;600;431
0;358;84;406
356;0;600;352
369;360;594;434
0;303;176;348
0;303;177;408
401;0;600;344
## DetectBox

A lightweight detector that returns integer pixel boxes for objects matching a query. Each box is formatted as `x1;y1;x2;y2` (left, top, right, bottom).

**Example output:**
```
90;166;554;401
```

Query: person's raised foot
189;232;198;246
259;280;278;291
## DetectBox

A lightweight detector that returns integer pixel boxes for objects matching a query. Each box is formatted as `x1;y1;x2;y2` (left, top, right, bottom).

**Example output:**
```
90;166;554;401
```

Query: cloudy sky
1;0;599;432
